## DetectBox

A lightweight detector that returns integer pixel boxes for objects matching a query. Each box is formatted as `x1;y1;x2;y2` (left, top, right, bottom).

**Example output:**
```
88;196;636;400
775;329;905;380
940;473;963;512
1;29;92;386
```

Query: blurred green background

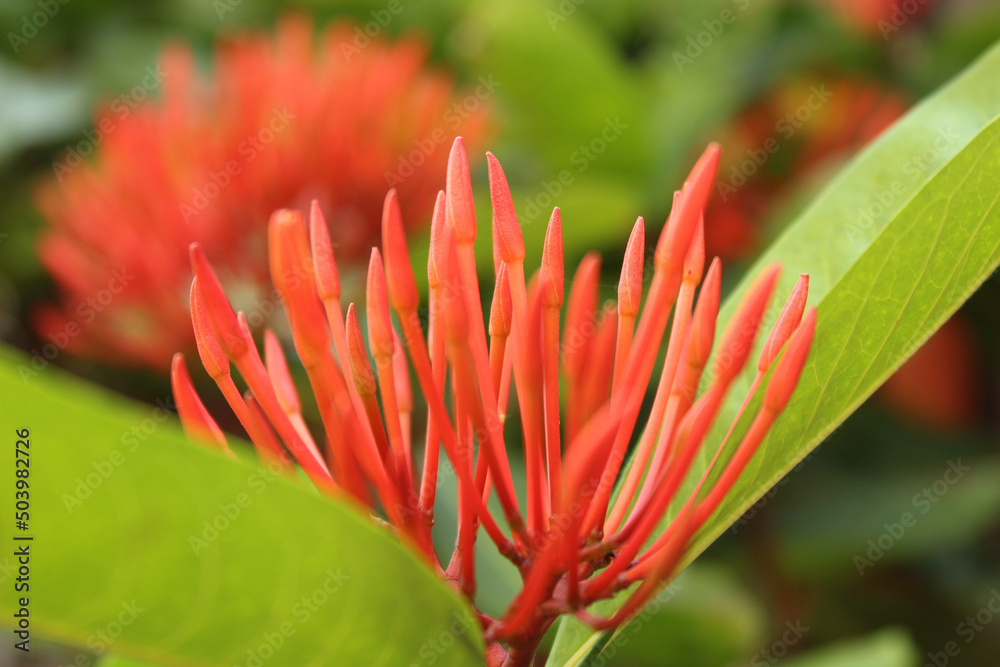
2;0;1000;664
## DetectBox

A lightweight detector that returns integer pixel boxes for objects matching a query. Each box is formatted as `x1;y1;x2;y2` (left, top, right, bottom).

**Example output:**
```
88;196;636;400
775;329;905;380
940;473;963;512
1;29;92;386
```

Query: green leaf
463;0;650;178
100;657;160;667
580;564;766;667
0;345;483;667
548;39;1000;666
0;60;88;165
781;628;919;667
776;458;1000;576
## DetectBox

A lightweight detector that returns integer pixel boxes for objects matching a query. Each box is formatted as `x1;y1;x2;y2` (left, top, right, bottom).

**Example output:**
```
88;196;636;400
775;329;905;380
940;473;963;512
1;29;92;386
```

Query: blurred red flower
880;317;982;431
815;0;937;36
33;15;491;369
707;76;908;260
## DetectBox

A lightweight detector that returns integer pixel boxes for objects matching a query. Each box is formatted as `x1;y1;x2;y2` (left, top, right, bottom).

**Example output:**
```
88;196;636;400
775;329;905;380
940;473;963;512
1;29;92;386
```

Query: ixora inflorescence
171;137;815;666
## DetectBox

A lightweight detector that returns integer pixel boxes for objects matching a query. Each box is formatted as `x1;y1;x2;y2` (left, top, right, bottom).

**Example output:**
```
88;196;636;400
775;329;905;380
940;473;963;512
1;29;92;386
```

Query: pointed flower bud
765;307;816;413
365;248;396;360
653;190;681;271
446;137;477;243
269;209;330;360
487;152;525;264
540;208;564;309
685;143;721;215
427;191;447;289
687;258;722;368
490;263;513;339
618;217;645;318
682;215;705;285
309;200;341;302
346;304;377;397
190;278;230;380
382;189;419;314
655;143;720;281
759;274;809;372
171;353;228;449
264;330;301;415
190;243;247;358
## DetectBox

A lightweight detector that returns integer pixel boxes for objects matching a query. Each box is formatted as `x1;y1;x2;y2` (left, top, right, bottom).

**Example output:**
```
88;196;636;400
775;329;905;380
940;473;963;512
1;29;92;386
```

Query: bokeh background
2;0;1000;664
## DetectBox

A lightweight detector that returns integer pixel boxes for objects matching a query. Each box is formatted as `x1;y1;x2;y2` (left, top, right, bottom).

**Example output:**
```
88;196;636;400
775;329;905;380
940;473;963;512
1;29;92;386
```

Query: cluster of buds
172;137;815;666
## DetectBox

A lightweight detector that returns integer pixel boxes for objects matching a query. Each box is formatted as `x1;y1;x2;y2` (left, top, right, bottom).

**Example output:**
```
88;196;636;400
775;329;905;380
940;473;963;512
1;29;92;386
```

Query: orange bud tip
171;353;228;449
346;303;377;397
269;210;306;290
688;257;722;367
365;248;396;360
686;142;722;210
190;278;230;380
656;143;720;280
264;330;301;415
236;312;253;340
654;191;682;269
618;217;645;318
446;137;477;243
381;189;419;313
269;209;329;356
427;191;447;288
189;243;246;358
310;200;341;301
759;273;810;372
540;207;564;308
570;253;602;304
765;307;816;413
486;151;525;264
489;263;513;338
682;215;705;284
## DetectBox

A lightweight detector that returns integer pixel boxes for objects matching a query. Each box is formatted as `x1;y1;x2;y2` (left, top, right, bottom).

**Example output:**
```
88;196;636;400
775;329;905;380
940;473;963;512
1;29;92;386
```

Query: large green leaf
548;39;1000;665
0;346;483;666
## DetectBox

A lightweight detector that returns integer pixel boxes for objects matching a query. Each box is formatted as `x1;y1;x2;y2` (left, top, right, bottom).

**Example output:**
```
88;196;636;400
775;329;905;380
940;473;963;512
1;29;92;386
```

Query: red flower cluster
173;138;815;665
34;16;490;369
